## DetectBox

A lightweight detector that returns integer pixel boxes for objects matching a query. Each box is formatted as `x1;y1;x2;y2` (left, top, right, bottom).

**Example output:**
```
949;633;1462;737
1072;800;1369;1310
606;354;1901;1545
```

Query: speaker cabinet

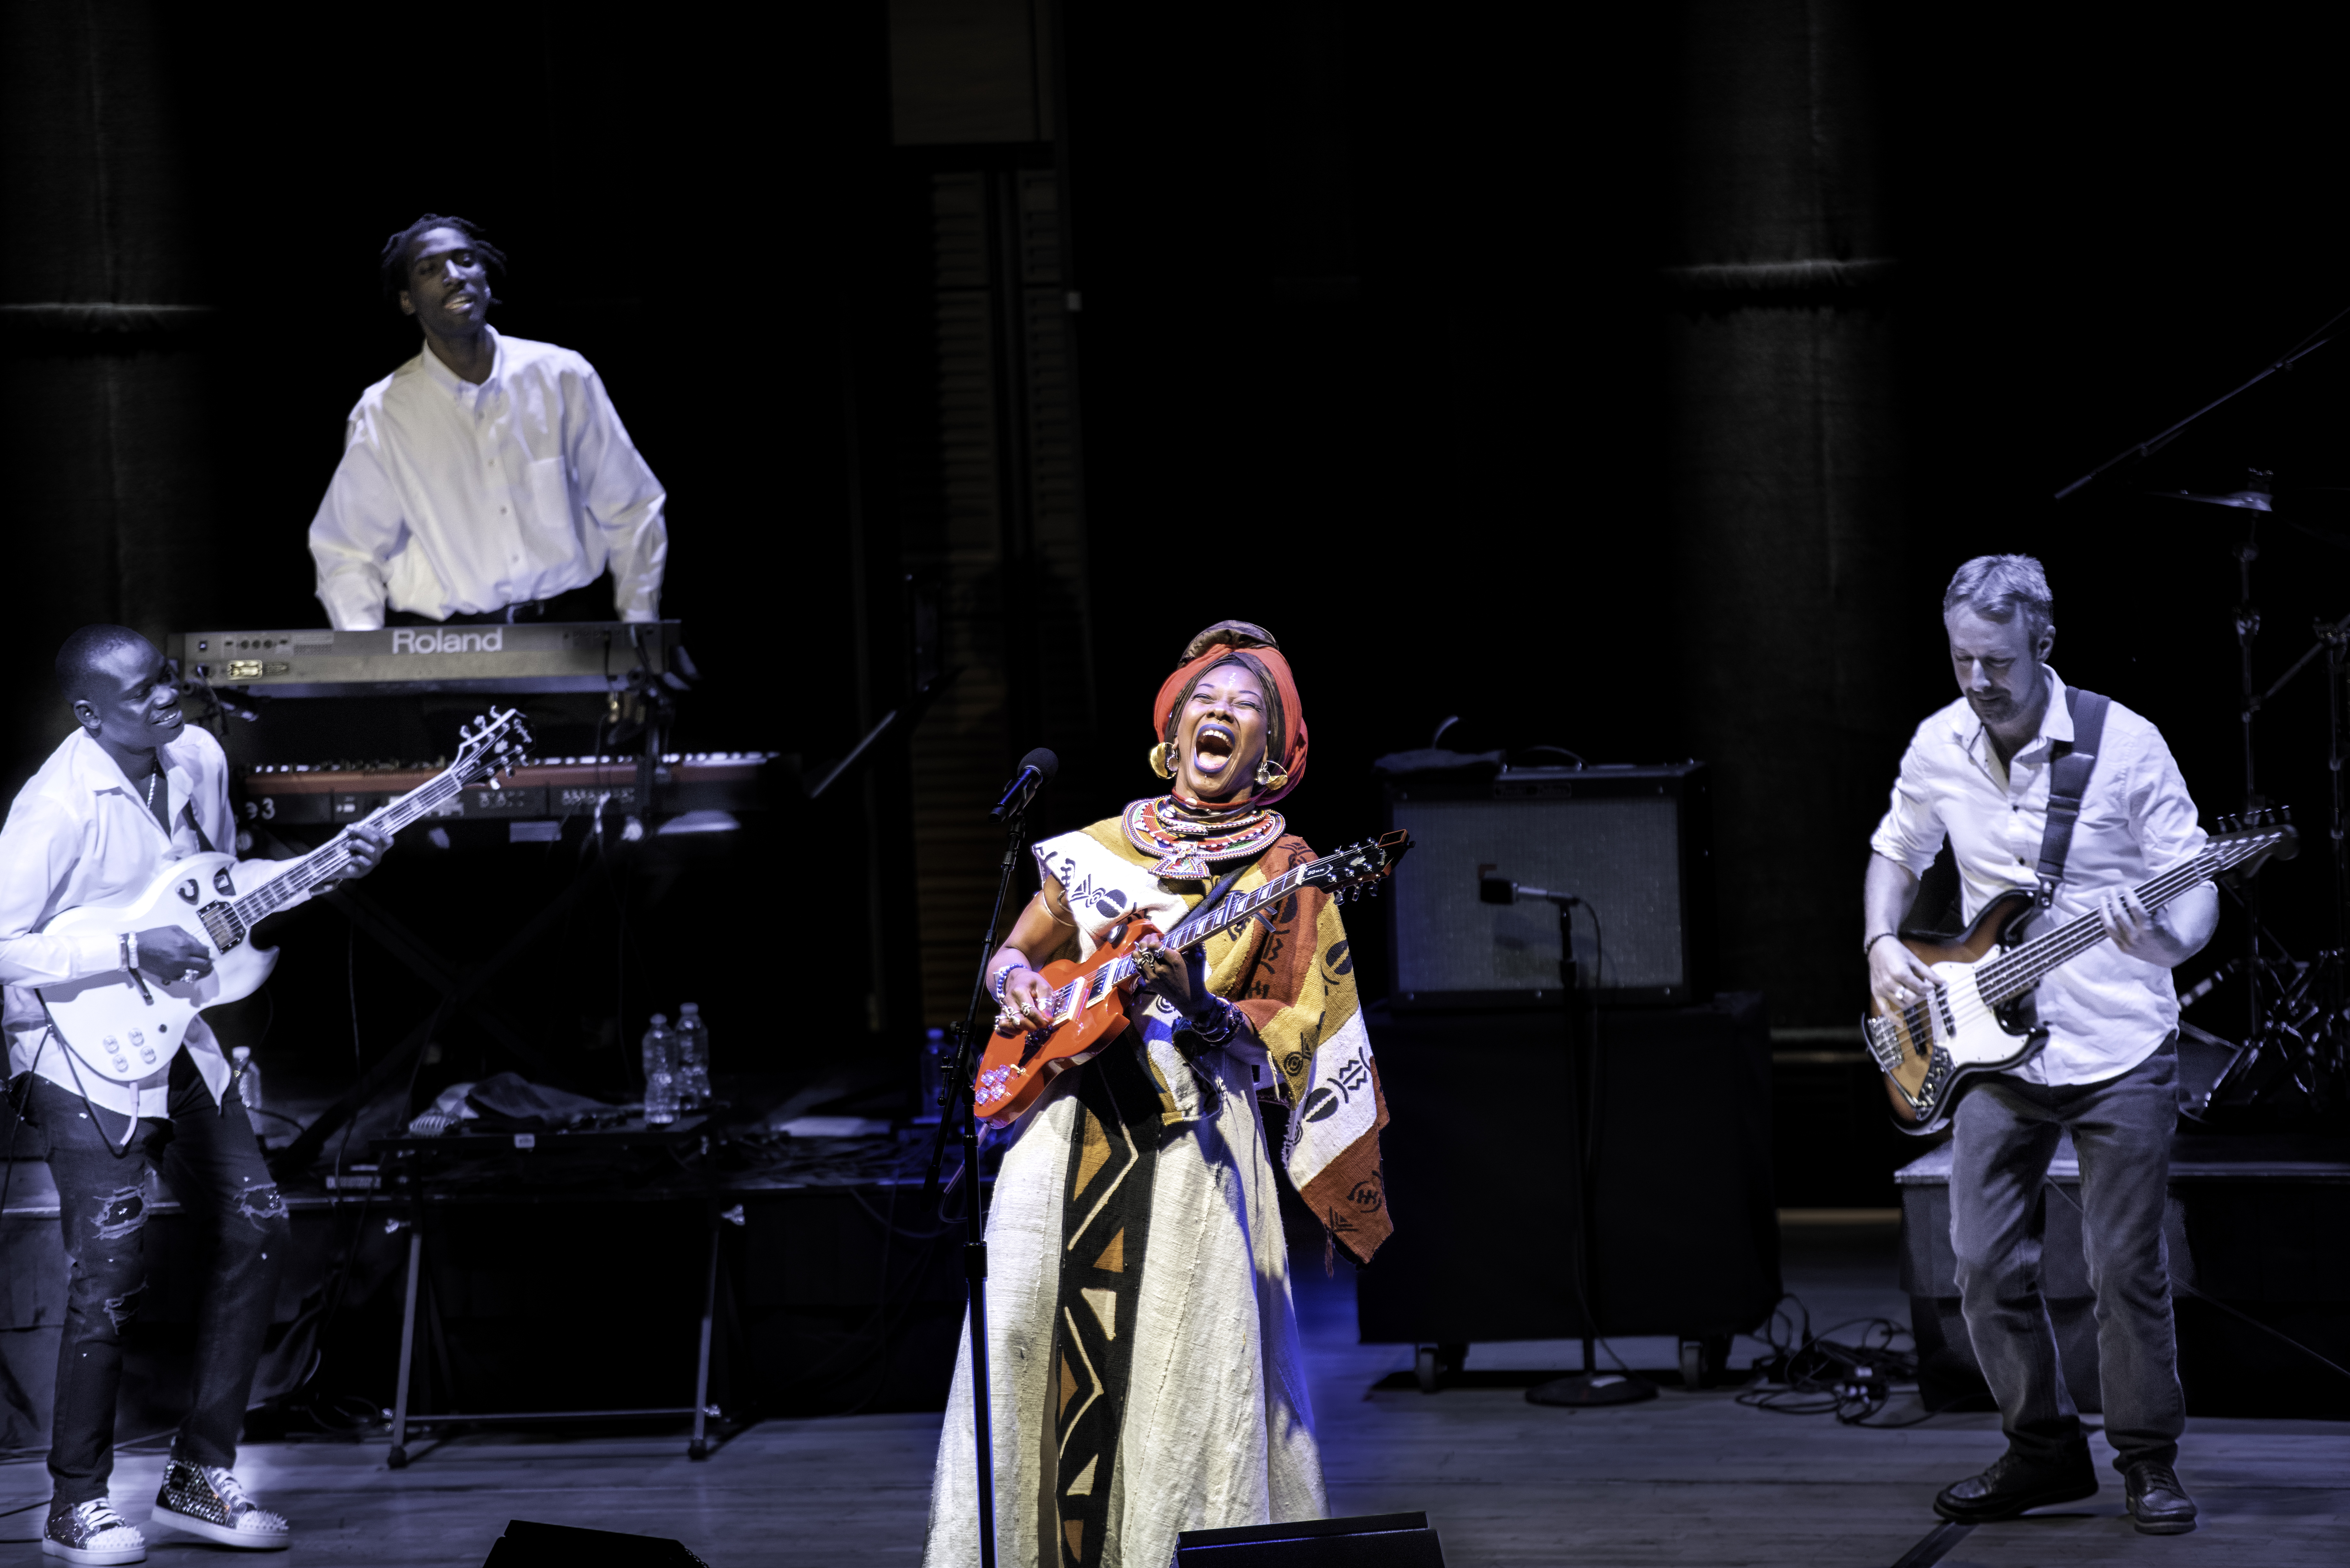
1385;764;1711;1007
1175;1512;1446;1565
1355;995;1780;1346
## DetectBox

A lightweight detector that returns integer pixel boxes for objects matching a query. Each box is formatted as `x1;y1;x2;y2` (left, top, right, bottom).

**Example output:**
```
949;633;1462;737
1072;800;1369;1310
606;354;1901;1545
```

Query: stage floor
3;1219;2341;1566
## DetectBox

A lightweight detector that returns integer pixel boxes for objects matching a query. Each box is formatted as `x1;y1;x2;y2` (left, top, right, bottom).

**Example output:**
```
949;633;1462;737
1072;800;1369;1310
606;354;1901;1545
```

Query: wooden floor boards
1;1227;2340;1565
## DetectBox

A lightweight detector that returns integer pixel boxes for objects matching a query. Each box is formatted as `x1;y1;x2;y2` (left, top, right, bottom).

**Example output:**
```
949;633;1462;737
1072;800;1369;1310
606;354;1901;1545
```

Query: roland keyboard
241;752;788;826
169;622;680;696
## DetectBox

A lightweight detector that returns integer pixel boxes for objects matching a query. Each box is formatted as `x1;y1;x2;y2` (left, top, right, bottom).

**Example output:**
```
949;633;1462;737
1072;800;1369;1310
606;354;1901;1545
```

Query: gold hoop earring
1254;757;1290;792
1149;741;1176;780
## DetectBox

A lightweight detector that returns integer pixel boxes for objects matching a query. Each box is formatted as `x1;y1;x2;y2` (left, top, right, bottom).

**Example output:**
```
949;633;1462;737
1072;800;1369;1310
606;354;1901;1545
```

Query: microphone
1479;873;1579;908
992;747;1059;820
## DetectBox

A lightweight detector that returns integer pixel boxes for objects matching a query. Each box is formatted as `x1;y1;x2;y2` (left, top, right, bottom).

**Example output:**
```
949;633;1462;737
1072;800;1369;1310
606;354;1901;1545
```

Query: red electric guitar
973;832;1412;1127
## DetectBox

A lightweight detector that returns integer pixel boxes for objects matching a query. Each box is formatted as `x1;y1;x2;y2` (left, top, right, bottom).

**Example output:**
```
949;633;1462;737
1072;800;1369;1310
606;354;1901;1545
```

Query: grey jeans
1948;1039;2183;1473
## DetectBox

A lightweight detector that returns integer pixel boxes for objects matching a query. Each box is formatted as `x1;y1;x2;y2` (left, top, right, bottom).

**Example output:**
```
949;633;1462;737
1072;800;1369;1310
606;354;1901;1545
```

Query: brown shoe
2124;1461;2198;1535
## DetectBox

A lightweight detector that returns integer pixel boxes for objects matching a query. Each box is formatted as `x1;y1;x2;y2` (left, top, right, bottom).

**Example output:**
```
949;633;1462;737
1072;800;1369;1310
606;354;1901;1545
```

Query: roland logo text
392;629;504;654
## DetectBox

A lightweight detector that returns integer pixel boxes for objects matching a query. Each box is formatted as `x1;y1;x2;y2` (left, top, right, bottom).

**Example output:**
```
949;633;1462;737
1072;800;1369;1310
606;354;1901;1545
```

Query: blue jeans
24;1050;288;1505
1948;1039;2183;1474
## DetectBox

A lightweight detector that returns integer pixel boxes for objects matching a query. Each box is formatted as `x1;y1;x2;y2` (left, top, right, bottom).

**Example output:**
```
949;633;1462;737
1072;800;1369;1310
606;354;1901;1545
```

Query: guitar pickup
198;902;246;953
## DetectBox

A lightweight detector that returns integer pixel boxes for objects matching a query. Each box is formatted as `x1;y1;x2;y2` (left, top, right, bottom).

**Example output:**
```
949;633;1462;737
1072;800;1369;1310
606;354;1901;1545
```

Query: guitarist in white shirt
0;626;387;1564
1863;556;2214;1536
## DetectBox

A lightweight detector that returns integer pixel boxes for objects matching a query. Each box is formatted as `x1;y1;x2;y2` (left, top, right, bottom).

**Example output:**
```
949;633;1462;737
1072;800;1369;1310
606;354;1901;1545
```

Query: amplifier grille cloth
1392;798;1684;992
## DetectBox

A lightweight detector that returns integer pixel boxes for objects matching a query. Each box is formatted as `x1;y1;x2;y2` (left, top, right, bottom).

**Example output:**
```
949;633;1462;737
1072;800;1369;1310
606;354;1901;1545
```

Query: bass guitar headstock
453;707;534;786
1303;829;1415;906
2207;806;2299;883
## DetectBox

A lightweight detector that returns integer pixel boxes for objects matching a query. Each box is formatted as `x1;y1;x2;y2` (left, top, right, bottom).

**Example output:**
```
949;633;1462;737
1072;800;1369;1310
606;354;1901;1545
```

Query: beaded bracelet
990;961;1027;1003
1185;999;1244;1046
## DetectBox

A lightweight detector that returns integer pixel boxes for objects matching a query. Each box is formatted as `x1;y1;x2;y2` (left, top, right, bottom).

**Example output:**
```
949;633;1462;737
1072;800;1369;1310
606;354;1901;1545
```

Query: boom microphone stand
922;747;1056;1568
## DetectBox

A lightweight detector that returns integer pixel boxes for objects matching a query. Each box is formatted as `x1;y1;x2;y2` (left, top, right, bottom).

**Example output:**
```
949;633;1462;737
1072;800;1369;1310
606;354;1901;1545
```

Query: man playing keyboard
307;214;669;630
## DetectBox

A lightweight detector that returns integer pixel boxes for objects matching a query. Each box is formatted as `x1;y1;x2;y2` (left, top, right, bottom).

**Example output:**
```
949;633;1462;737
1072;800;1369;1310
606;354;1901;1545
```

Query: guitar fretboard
211;723;518;935
1975;833;2278;1005
1035;852;1357;1024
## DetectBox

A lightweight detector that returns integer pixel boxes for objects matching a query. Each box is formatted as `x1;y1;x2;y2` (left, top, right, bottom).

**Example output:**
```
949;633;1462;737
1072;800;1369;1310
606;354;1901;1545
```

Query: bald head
55;625;153;705
55;625;185;763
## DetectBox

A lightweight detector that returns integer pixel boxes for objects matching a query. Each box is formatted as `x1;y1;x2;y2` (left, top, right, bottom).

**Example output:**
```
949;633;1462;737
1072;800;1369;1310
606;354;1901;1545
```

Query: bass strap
2033;685;2112;907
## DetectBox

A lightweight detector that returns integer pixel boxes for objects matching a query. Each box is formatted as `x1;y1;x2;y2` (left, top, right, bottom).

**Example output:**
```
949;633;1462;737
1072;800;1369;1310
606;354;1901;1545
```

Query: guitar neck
1095;861;1315;992
1975;843;2244;1006
225;764;481;926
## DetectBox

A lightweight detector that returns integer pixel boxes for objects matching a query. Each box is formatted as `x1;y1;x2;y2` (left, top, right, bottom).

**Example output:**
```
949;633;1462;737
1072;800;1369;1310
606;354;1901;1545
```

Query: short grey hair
1943;554;2053;645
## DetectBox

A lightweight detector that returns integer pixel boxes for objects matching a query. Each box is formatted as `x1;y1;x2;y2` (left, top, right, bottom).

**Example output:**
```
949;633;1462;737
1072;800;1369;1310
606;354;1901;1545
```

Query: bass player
1863;555;2215;1535
0;626;390;1563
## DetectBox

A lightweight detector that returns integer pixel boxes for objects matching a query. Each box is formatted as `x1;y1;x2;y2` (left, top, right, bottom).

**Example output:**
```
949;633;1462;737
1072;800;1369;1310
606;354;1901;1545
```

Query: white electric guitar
36;709;531;1084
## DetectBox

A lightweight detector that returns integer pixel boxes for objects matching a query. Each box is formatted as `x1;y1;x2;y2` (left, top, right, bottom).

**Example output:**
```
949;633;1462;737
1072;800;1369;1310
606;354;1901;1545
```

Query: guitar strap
2033;685;2112;908
1164;853;1266;946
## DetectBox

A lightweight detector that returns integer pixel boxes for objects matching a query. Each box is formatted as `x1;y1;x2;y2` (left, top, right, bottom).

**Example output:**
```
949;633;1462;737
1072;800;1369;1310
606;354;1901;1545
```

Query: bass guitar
973;831;1413;1127
1867;810;2297;1135
36;709;532;1085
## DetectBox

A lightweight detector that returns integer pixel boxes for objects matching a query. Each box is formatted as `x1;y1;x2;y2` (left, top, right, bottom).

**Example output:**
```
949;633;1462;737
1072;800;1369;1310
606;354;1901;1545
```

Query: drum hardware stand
2196;596;2350;1119
1479;874;1656;1407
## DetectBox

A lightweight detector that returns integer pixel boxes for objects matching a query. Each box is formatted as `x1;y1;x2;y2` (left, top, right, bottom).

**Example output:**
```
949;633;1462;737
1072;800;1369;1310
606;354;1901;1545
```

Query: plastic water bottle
641;1014;679;1126
231;1046;262;1114
675;1003;710;1110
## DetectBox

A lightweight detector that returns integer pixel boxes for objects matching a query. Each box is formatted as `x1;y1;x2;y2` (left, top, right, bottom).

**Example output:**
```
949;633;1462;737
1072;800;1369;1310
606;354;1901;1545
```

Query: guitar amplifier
1384;763;1711;1008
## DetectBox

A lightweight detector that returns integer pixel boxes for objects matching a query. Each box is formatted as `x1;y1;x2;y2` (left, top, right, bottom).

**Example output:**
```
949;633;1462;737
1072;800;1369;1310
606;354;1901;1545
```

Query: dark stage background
4;0;2348;1166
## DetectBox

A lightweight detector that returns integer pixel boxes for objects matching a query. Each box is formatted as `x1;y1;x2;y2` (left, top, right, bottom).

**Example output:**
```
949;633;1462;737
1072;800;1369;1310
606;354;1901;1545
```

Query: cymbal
2155;486;2272;511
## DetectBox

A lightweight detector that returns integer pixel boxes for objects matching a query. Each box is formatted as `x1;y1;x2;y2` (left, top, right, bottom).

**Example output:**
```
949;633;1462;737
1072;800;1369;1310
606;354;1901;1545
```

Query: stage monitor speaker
1175;1511;1446;1565
1385;763;1710;1007
481;1519;710;1567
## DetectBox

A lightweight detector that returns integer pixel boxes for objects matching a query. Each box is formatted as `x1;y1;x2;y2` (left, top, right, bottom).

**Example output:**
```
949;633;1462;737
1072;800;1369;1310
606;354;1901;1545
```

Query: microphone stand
1484;879;1655;1408
922;799;1037;1568
2053;302;2350;500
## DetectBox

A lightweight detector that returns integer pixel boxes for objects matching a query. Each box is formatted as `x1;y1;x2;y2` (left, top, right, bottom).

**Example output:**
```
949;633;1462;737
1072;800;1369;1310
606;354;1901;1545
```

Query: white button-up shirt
0;726;236;1117
1870;667;2213;1085
308;327;668;630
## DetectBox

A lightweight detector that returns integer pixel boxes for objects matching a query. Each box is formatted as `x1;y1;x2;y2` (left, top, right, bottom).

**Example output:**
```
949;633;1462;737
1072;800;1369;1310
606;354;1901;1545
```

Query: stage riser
1898;1145;2350;1419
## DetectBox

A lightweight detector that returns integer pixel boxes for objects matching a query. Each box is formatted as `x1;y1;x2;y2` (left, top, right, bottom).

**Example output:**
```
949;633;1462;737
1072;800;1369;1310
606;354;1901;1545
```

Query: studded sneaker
149;1461;290;1551
41;1497;146;1565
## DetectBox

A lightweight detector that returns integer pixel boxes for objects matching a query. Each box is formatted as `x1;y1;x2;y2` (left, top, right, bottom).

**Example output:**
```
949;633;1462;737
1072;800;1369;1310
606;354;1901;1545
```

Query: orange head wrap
1151;622;1309;807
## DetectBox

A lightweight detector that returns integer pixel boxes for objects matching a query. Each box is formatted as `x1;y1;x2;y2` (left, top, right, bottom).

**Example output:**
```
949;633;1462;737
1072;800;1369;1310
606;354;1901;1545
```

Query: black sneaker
2124;1460;2198;1535
1933;1447;2100;1523
150;1460;290;1551
41;1497;146;1565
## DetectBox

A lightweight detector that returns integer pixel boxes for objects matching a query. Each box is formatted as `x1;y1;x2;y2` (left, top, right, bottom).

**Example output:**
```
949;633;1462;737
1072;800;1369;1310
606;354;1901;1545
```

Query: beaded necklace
1122;795;1285;880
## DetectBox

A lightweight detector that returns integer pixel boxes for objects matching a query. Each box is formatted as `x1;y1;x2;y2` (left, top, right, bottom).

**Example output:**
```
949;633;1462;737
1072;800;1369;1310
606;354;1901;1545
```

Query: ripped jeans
27;1050;288;1505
